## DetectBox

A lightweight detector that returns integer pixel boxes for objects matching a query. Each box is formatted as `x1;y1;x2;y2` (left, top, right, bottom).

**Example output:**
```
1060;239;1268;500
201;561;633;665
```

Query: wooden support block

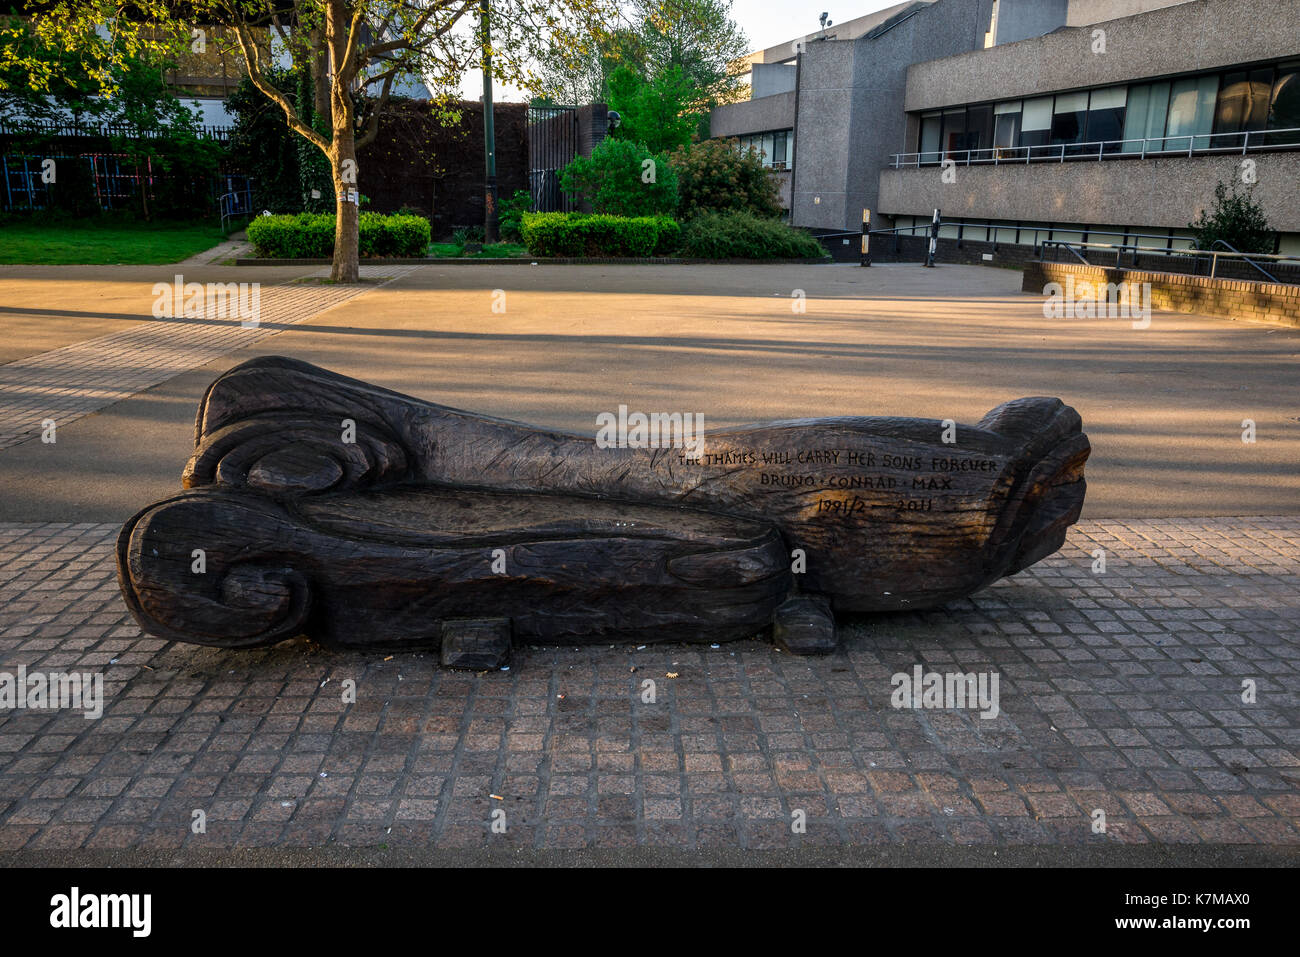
440;618;511;670
773;595;837;656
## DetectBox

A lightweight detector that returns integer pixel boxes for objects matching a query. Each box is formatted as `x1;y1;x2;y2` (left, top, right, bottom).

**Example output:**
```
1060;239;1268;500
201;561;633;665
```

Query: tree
559;137;676;216
605;63;699;154
1189;178;1274;254
534;25;644;105
3;0;614;281
632;0;747;105
533;0;747;107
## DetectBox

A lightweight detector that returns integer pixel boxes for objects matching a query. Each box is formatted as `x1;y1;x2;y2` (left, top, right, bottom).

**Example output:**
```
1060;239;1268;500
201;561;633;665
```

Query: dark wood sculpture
116;356;1090;664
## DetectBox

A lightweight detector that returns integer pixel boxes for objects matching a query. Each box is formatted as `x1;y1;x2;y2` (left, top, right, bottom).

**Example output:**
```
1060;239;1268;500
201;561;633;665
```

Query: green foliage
520;212;680;257
247;212;431;258
296;69;333;213
606;64;701;154
677;211;825;260
668;138;782;220
451;225;486;246
632;0;749;105
1;41;224;219
560;138;677;217
497;189;533;243
1189;179;1274;254
534;0;748;107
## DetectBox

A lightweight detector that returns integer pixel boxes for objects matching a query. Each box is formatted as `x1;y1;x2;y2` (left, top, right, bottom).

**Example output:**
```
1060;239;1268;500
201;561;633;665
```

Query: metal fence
527;106;578;213
891;126;1300;167
1;151;250;219
2;153;151;211
0;118;233;142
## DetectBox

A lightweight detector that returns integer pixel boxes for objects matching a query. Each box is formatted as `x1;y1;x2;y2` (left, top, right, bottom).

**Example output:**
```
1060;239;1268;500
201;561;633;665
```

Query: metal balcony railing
890;126;1300;168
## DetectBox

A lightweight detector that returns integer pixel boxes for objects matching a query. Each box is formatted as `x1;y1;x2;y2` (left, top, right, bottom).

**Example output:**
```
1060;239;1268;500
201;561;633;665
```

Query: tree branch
355;69;396;151
361;0;473;64
231;20;331;157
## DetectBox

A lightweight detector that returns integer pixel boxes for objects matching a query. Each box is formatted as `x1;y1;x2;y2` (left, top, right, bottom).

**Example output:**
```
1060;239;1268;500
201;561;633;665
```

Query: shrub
677;211;826;260
668;138;783;220
497;189;532;243
247;212;430;258
559;138;677;217
450;225;486;247
521;212;680;257
1189;178;1274;253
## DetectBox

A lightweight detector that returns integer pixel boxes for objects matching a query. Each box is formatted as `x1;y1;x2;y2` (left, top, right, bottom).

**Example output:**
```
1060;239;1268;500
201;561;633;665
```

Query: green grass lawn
0;219;227;265
428;241;528;258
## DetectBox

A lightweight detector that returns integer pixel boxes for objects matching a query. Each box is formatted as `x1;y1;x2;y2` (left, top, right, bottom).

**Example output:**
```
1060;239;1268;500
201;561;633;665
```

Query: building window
733;130;793;170
1121;81;1169;151
941;108;968;155
908;58;1300;161
920;111;942;160
1215;67;1275;148
1019;97;1053;150
1084;87;1127;151
1050;91;1089;150
993;101;1021;152
1165;75;1218;150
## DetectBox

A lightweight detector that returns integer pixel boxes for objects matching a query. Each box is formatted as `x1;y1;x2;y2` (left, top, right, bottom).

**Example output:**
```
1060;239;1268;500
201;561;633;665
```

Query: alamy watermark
0;666;103;719
1043;276;1152;328
596;404;705;459
891;665;1000;719
152;274;261;327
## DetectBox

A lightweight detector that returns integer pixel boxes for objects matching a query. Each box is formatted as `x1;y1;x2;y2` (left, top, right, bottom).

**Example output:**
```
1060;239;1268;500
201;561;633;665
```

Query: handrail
1208;239;1277;283
890;126;1300;168
1038;239;1299;284
218;188;254;234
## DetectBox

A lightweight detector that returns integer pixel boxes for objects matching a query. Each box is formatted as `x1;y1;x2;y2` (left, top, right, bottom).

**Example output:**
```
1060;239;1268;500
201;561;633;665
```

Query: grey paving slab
0;516;1295;851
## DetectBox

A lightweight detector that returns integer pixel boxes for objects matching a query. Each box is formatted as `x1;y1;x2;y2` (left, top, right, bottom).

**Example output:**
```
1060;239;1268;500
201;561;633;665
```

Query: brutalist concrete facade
710;0;1300;245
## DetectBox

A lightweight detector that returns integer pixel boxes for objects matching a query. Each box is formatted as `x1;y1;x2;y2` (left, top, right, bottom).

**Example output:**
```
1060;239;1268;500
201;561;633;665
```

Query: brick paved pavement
0;517;1295;851
0;265;421;451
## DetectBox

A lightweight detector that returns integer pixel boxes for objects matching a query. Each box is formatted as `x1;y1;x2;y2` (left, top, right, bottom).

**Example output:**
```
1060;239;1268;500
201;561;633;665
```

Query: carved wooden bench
116;356;1090;667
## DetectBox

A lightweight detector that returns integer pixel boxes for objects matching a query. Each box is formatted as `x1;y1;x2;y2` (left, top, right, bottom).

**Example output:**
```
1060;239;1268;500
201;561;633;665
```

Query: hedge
246;212;431;258
677;211;827;260
521;212;680;257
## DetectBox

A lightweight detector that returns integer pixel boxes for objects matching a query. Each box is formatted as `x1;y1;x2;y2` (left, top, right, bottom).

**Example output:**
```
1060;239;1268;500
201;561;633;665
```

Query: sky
459;1;905;100
729;0;902;53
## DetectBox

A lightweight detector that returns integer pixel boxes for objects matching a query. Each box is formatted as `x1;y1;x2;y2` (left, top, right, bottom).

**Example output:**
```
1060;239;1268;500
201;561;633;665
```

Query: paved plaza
0;260;1296;860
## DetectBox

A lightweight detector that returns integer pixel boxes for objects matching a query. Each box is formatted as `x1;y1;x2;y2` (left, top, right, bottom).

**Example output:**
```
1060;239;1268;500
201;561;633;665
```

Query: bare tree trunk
330;125;360;283
327;0;359;283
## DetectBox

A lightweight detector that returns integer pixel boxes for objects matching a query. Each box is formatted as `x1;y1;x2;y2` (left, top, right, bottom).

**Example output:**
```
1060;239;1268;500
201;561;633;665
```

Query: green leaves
1189;178;1274;254
520;212;679;256
559;137;678;217
667;138;782;220
677;211;826;260
605;64;701;154
248;212;431;258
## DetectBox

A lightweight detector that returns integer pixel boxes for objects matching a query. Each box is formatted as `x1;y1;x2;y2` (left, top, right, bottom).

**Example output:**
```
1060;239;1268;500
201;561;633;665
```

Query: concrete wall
709;92;796;139
994;0;1069;44
791;0;997;230
877;152;1300;232
905;0;1300;111
752;63;797;97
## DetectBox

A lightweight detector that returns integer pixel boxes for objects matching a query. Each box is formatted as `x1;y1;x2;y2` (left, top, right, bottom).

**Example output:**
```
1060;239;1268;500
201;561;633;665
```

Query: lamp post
480;0;498;243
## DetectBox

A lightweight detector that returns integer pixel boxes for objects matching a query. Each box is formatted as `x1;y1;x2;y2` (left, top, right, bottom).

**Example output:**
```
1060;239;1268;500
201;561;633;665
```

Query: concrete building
710;0;1300;254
